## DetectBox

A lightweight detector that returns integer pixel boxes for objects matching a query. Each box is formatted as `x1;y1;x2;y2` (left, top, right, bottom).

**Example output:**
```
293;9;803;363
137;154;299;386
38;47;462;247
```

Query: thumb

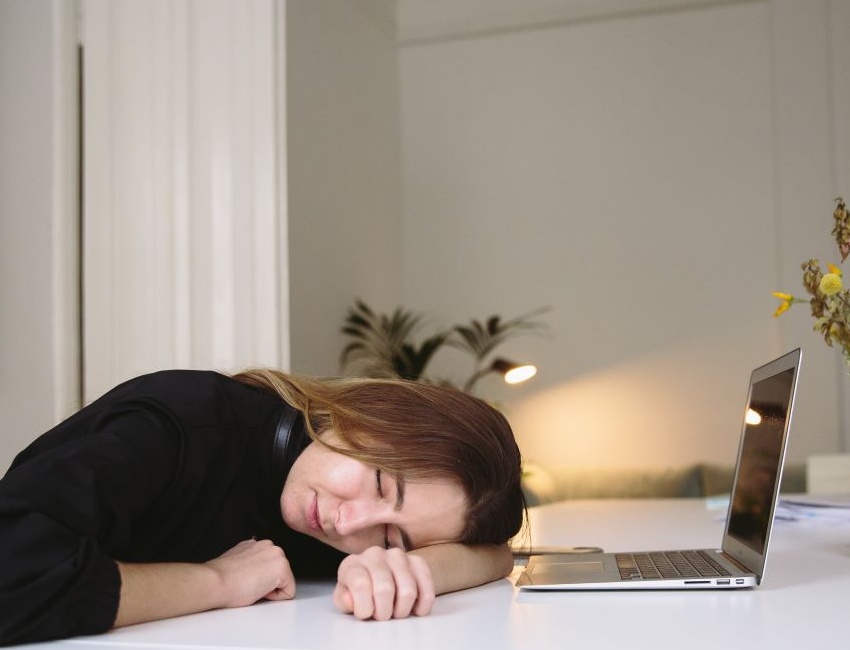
265;576;297;601
333;584;354;613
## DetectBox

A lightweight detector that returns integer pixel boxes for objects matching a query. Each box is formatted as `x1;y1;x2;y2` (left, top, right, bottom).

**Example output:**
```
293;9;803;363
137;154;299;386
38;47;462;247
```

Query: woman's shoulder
101;369;241;402
56;370;290;448
112;369;279;421
115;368;226;389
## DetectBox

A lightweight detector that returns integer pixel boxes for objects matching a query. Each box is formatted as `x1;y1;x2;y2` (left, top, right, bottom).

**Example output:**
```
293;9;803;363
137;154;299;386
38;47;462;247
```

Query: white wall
4;0;847;477
286;0;404;375
398;0;850;469
0;0;79;473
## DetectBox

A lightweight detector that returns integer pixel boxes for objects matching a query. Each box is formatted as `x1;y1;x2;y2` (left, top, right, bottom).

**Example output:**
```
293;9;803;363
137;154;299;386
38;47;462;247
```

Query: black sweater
0;370;344;646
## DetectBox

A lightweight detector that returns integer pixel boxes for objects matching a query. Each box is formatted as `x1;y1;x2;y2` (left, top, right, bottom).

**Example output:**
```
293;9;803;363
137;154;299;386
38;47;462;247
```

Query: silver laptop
517;348;801;591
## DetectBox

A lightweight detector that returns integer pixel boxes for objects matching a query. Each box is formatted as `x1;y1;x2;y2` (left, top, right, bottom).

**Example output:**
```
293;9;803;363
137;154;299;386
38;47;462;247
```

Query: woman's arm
333;542;513;620
114;539;296;628
0;409;186;645
411;542;513;594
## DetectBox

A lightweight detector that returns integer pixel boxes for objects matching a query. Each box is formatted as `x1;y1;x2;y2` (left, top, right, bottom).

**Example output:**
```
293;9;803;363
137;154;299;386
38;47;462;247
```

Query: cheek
440;509;467;541
319;452;371;495
405;485;468;544
438;491;469;538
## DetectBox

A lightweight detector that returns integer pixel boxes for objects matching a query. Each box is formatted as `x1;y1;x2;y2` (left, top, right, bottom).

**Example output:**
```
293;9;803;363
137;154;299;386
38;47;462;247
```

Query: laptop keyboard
616;550;732;581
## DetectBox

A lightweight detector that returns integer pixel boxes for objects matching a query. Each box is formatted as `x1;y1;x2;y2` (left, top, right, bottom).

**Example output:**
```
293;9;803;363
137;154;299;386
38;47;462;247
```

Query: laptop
516;348;802;591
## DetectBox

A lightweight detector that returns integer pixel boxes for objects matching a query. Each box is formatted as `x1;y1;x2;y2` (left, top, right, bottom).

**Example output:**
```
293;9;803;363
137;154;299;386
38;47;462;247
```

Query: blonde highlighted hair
231;368;526;546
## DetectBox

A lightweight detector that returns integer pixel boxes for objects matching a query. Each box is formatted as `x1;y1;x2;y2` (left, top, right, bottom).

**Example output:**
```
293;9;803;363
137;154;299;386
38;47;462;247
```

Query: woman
0;368;525;645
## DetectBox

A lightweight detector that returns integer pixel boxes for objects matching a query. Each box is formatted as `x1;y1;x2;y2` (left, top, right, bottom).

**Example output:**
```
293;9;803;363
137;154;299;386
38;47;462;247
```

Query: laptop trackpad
518;553;621;586
530;559;605;581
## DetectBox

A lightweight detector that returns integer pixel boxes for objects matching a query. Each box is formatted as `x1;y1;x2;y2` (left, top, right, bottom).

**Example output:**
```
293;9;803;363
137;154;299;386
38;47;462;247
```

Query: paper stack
775;494;850;524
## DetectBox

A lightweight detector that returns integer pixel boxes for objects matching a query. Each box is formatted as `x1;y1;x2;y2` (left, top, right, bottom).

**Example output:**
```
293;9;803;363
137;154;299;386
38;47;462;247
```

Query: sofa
521;461;807;507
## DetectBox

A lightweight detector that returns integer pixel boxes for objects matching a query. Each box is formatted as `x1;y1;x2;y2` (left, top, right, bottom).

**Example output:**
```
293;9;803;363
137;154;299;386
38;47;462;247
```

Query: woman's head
232;370;526;548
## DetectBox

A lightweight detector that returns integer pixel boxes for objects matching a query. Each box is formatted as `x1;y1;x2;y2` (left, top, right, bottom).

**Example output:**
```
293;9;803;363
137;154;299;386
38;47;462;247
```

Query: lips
308;493;323;534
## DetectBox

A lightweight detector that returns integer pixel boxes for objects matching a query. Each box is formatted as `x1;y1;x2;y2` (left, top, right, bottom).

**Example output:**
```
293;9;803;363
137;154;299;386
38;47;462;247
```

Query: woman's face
280;430;467;554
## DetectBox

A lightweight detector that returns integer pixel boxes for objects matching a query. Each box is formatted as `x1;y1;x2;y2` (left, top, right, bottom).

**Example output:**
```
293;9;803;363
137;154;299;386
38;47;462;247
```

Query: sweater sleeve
0;404;182;646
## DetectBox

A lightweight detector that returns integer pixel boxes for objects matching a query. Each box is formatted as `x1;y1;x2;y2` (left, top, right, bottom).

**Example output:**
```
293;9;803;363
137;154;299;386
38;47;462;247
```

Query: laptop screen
726;367;796;554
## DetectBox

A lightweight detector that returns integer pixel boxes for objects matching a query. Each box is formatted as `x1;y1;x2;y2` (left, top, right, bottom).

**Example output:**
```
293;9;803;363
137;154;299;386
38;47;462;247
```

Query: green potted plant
340;300;547;393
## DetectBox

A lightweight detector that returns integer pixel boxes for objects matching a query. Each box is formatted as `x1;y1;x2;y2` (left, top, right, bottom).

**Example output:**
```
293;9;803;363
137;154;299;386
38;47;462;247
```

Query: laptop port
717;579;730;585
736;578;745;584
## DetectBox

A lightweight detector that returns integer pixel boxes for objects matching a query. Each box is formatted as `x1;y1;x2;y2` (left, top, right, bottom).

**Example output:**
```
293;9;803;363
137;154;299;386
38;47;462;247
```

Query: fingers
334;547;435;621
332;582;354;613
206;538;296;607
406;554;435;617
264;581;296;601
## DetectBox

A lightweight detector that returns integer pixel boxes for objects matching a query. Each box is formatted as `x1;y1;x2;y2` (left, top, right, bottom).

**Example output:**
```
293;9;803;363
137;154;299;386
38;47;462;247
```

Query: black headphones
272;407;307;488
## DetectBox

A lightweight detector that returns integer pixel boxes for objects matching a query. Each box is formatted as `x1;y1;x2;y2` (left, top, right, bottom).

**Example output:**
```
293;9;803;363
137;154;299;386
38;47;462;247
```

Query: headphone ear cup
273;408;306;482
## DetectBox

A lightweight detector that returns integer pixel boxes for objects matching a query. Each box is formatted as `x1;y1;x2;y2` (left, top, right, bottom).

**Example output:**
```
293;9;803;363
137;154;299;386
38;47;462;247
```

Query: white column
0;0;80;471
82;0;287;400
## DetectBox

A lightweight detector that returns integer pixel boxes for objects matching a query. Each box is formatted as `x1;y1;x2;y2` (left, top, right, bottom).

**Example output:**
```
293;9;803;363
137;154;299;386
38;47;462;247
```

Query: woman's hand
115;538;295;629
205;538;296;606
333;546;435;620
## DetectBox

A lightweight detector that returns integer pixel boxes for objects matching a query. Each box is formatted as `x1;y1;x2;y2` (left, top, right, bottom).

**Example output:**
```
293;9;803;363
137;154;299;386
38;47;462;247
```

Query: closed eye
376;469;390;549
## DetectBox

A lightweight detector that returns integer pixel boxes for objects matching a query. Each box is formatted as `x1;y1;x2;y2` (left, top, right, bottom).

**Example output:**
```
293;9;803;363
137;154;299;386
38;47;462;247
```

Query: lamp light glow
490;358;537;385
503;364;537;385
463;357;539;392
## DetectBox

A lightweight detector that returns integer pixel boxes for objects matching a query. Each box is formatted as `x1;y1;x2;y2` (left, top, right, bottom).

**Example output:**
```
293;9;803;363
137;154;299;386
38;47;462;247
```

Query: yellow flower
820;273;843;296
772;198;850;357
772;292;794;317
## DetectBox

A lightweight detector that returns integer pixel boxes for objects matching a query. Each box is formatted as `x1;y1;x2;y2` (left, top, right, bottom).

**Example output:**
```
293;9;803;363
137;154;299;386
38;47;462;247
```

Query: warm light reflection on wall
508;352;748;470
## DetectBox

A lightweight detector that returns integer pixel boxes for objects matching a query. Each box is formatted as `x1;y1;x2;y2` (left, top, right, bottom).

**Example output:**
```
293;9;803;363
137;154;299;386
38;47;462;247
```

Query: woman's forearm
114;539;296;628
116;541;514;628
114;561;225;628
409;542;514;595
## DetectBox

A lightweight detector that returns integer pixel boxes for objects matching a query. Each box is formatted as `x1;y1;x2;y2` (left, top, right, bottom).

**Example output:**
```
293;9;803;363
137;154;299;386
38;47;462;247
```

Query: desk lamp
464;358;537;392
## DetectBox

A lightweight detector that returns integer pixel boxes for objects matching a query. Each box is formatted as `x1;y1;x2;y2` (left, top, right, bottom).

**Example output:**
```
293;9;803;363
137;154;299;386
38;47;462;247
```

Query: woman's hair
231;369;526;546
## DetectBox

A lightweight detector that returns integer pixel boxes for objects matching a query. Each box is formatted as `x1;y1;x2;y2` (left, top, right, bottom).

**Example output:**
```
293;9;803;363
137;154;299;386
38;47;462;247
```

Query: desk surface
26;499;850;650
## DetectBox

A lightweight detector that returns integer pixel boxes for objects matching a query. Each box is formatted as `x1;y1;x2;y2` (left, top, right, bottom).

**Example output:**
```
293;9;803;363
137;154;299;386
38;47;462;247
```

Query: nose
335;498;389;539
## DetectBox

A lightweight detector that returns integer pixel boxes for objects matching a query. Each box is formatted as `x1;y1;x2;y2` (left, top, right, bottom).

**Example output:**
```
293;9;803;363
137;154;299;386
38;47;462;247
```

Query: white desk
26;499;850;650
